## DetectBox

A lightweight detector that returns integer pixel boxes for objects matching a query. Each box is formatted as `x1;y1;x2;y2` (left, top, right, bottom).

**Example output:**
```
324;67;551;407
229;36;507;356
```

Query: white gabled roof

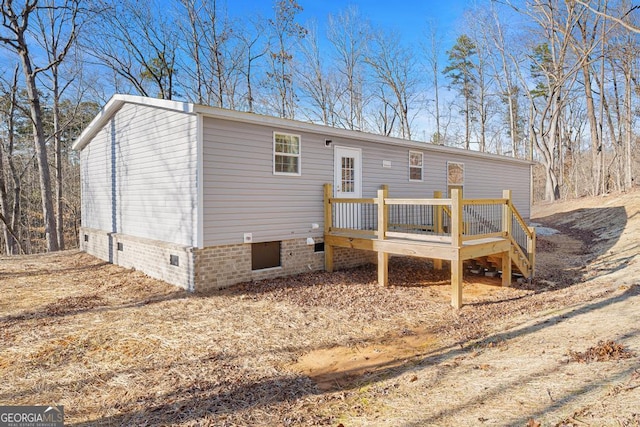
73;94;532;166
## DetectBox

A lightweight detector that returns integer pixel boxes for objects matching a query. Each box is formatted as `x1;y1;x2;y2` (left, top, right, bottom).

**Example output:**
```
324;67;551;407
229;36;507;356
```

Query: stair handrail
505;196;536;278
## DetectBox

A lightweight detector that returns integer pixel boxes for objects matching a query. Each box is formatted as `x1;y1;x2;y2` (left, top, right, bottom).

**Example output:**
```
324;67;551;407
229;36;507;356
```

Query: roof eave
192;104;534;166
74;94;532;167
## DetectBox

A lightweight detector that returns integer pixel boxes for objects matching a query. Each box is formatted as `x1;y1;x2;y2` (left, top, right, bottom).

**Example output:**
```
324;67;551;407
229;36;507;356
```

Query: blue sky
226;0;471;50
219;0;475;142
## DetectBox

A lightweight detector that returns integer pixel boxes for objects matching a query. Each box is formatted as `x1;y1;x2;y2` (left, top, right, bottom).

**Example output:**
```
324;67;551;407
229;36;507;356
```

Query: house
73;94;533;292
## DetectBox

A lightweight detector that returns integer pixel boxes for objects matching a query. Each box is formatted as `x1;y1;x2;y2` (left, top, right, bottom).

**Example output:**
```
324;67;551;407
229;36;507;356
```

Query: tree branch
574;1;640;33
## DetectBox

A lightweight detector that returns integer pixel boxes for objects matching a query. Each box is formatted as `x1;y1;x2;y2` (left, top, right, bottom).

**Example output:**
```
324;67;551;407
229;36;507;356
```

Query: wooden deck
323;184;536;309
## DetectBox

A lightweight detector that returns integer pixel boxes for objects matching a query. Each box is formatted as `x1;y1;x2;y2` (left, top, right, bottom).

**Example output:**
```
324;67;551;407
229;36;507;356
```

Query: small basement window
117;242;124;251
252;241;281;270
169;254;179;266
314;242;325;252
84;234;89;242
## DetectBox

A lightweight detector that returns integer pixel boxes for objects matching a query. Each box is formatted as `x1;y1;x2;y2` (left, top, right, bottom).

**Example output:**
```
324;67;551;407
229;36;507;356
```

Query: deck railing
323;184;536;277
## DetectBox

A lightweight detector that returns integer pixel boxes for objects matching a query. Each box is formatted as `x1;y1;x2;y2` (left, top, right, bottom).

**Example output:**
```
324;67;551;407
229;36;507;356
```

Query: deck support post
451;257;463;309
378;252;388;286
501;251;511;287
450;189;463;308
377;186;389;286
324;183;334;272
325;246;334;273
433;190;443;271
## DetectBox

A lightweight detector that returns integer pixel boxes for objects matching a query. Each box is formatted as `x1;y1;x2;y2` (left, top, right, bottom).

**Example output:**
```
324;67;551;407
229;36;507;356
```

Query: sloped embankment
533;189;640;288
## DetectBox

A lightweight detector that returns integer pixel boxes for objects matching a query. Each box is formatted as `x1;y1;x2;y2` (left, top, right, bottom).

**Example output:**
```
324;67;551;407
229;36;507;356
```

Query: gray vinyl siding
361;144;530;213
202;118;331;246
81;127;112;231
455;156;530;213
202;116;531;246
81;103;198;246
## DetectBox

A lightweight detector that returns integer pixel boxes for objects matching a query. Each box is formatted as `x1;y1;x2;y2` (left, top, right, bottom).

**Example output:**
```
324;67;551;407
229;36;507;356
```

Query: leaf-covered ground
1;190;639;426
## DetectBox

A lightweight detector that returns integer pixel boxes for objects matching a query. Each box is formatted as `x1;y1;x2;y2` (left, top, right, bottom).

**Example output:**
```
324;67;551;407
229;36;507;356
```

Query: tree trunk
624;68;633;190
8;134;22;255
11;173;21;253
18;48;60;252
52;64;65;250
0;147;13;254
582;63;601;196
465;95;470;150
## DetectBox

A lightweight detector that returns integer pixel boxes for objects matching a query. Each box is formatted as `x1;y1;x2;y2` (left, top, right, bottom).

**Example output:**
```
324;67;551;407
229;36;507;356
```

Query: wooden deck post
323;183;334;273
502;190;512;236
528;226;536;279
501;251;512;287
451;256;463;309
433;190;443;270
450;189;463;309
377;185;389;286
501;189;512;286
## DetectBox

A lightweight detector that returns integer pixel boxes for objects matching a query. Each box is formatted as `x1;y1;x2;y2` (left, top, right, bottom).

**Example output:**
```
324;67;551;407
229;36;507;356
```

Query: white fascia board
72;94;196;151
192;104;534;166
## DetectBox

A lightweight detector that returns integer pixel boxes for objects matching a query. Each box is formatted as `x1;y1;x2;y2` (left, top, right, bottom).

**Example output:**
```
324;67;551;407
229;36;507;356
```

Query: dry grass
1;252;548;425
0;251;623;426
2;189;640;425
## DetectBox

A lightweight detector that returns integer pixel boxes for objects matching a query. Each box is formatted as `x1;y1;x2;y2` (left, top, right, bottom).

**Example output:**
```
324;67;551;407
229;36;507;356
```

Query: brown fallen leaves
569;340;636;363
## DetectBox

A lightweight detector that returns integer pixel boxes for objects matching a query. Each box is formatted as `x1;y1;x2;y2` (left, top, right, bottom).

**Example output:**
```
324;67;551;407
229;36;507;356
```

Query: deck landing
323;184;535;308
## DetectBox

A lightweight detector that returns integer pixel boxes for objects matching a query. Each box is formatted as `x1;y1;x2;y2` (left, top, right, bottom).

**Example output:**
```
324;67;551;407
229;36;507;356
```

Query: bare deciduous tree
297;21;339;125
0;0;81;251
423;20;445;144
266;0;306;118
0;66;25;255
236;16;269;113
327;6;370;131
366;30;418;140
34;0;84;250
491;7;526;158
86;0;178;100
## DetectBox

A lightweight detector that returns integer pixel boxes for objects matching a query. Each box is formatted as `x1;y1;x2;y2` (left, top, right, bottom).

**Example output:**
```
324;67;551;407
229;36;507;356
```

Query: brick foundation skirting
80;228;195;290
80;229;375;292
194;238;329;292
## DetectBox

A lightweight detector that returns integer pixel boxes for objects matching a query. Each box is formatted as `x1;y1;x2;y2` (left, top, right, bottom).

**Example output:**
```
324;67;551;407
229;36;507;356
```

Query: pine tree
443;34;477;149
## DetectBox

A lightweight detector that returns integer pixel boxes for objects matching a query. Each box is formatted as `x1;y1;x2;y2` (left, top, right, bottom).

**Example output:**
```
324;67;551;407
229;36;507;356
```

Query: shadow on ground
69;284;640;426
526;206;627;291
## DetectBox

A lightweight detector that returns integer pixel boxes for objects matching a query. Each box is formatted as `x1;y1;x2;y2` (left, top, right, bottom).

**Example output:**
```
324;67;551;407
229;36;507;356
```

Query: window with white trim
447;161;465;196
273;132;301;175
409;151;423;181
447;161;464;185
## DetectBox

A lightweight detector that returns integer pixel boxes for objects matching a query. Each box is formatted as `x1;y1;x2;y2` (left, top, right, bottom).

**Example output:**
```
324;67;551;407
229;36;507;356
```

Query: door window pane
341;157;355;192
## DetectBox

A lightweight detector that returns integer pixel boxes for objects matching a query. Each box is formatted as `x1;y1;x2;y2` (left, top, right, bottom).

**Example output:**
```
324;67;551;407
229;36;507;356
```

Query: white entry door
334;146;362;228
